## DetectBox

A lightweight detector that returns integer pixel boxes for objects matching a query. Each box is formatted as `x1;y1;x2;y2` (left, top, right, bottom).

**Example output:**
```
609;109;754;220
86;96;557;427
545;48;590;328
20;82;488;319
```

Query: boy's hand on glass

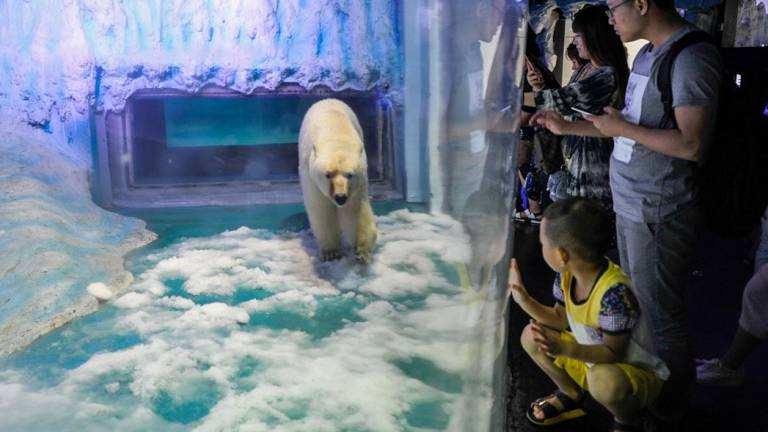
530;319;564;357
507;258;530;304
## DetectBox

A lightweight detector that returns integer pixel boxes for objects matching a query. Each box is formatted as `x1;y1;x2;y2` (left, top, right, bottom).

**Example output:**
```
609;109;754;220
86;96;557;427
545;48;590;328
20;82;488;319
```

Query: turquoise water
0;203;496;432
164;98;315;147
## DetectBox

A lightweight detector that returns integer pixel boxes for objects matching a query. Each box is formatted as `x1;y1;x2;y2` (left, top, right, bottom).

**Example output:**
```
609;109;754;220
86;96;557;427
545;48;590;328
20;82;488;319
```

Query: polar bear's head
309;144;367;207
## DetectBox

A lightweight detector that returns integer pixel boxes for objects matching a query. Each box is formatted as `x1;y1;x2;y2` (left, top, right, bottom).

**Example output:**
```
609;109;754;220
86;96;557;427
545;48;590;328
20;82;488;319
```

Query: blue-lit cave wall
0;0;401;354
0;0;401;155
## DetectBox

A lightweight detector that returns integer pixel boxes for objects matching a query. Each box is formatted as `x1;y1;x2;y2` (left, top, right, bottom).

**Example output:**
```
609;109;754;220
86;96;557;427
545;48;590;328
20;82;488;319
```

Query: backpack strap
656;31;713;129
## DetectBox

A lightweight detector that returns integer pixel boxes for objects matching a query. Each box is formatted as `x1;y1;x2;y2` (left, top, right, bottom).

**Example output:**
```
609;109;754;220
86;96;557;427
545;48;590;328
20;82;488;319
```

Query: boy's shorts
553;332;663;408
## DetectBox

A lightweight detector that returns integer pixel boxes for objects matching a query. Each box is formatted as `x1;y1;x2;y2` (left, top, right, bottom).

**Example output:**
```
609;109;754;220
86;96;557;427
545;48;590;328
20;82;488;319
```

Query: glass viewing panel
127;93;388;187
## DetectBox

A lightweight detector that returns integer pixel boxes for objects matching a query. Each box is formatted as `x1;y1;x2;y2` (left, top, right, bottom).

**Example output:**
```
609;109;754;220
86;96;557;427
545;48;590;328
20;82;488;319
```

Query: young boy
508;197;667;432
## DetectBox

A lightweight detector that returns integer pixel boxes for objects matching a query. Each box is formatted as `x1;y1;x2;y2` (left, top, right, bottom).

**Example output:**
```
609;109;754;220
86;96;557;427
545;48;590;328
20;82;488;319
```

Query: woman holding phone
527;4;628;207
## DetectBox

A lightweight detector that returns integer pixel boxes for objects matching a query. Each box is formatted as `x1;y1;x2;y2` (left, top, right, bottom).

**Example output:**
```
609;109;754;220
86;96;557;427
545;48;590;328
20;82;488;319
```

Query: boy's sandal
525;389;587;427
611;419;642;432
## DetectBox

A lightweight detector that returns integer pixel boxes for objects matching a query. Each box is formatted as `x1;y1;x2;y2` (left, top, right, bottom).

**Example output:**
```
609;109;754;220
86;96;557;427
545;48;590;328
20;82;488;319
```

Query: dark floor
506;221;768;432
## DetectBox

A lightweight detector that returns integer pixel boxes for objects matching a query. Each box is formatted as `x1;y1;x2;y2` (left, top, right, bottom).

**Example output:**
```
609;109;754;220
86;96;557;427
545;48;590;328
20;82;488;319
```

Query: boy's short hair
542;197;611;263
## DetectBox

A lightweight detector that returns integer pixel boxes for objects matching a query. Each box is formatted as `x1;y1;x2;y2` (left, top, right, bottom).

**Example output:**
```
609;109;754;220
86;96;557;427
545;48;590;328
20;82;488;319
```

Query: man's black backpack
658;31;768;237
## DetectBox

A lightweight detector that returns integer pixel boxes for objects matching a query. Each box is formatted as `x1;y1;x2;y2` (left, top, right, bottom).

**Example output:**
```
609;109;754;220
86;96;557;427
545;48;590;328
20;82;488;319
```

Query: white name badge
467;70;484;115
470;129;486;154
613;136;635;163
612;72;649;164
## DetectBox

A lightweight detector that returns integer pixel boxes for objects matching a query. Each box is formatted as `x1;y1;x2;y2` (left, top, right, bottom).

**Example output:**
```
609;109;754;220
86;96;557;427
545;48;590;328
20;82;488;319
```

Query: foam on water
0;209;501;431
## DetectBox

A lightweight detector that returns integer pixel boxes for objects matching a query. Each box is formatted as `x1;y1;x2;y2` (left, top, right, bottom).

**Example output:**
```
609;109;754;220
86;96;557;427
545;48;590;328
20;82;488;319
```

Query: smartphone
525;56;536;73
570;106;594;116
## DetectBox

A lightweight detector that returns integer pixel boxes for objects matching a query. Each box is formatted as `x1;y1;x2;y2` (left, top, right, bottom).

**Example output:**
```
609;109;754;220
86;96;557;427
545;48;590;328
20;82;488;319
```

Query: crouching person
508;197;668;432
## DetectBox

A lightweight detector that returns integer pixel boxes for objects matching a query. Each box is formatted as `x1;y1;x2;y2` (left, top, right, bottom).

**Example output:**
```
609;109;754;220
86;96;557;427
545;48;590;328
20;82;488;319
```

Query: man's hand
530;319;566;357
530;110;567;135
507;258;530;305
583;106;628;137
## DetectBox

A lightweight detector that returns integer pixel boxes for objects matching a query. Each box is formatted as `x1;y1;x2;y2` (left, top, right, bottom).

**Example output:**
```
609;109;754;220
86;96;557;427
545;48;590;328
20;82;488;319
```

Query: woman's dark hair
572;4;629;107
542;197;611;264
526;25;542;59
524;25;562;92
566;43;588;66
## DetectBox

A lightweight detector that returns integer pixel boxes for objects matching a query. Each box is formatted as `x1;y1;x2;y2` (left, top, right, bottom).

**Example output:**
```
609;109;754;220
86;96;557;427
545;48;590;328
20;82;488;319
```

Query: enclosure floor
507;221;768;432
2;201;506;431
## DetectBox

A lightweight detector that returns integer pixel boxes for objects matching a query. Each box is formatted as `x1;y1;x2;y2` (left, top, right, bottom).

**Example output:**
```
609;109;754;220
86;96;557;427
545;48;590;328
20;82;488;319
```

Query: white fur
298;99;377;263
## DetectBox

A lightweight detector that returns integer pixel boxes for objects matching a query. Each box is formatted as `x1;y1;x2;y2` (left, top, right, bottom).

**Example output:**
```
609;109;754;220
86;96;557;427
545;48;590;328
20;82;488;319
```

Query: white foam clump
114;292;151;309
241;290;318;317
133;228;339;298
156;296;196;310
360;212;471;298
357;300;396;320
191;303;250;325
87;283;113;301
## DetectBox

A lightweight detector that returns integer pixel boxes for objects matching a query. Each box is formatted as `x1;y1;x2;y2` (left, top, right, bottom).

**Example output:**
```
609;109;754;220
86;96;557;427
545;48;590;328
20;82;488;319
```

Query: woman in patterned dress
527;4;629;207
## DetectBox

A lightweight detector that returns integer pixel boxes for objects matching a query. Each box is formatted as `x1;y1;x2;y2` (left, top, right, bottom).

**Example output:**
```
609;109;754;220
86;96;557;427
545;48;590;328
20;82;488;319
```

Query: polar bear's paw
355;247;373;264
320;249;343;262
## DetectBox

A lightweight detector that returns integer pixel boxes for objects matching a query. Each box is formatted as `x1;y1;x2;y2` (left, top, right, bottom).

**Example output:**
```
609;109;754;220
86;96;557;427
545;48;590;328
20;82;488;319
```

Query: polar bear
298;99;377;263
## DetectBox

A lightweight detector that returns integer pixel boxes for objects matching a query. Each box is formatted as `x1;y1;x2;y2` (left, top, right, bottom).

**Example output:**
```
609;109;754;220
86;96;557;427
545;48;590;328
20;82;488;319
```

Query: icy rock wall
0;123;156;355
0;0;401;157
736;0;768;47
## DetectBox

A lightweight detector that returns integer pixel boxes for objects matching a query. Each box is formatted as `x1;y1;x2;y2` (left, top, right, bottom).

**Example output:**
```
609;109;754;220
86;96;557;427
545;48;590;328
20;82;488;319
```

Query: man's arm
587;105;714;162
587;42;721;161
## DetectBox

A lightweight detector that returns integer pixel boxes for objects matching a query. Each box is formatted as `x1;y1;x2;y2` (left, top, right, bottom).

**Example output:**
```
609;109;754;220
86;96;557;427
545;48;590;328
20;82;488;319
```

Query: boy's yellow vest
560;260;630;328
558;260;669;379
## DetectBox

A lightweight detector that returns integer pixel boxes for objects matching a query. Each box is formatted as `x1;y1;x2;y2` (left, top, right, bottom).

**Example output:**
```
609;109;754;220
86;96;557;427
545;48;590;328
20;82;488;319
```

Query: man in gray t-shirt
590;0;721;424
609;27;721;222
530;0;722;425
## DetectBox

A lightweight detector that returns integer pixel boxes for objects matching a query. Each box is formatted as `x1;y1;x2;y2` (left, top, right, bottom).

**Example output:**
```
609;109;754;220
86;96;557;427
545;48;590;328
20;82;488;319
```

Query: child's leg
520;324;581;400
586;364;641;426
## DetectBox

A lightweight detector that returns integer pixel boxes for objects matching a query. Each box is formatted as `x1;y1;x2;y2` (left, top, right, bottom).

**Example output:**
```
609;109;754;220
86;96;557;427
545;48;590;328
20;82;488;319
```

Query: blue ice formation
0;124;156;355
0;0;401;154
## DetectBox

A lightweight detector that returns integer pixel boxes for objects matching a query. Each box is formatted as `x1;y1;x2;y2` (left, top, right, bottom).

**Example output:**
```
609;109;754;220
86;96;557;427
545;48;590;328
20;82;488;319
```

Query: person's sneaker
695;358;744;386
514;209;542;223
